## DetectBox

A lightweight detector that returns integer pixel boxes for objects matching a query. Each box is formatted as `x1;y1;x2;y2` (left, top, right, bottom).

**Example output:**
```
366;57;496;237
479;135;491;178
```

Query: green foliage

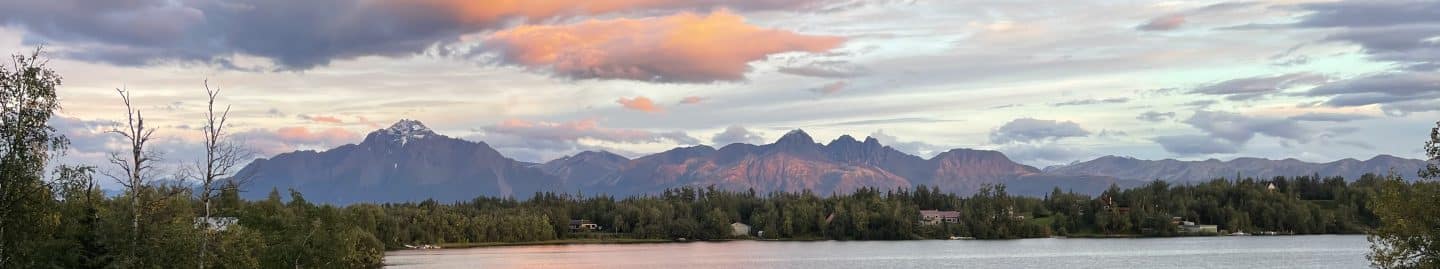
0;48;66;267
1367;120;1440;269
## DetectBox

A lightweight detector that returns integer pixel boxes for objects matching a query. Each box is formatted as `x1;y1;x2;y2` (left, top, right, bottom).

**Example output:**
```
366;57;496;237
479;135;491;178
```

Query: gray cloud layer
1189;72;1329;101
1306;72;1440;115
712;125;767;146
989;118;1091;144
1294;1;1440;71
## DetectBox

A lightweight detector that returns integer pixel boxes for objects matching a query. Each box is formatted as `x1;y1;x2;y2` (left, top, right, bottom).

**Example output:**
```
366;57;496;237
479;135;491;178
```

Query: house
193;217;238;232
919;210;960;225
1177;220;1219;234
569;219;599;232
1101;195;1130;214
730;222;752;237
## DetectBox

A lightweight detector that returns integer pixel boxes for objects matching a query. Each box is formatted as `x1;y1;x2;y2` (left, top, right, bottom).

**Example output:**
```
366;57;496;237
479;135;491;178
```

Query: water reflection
386;235;1368;269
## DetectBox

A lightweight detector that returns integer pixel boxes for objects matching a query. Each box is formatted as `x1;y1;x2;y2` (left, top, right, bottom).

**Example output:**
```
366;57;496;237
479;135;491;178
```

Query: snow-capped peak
383;119;435;146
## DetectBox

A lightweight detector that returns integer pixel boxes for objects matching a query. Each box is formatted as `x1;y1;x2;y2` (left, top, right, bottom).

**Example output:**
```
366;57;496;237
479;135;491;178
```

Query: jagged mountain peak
564;150;629;162
830;134;859;145
777;129;815;144
384;119;434;135
863;136;881;145
372;119;437;146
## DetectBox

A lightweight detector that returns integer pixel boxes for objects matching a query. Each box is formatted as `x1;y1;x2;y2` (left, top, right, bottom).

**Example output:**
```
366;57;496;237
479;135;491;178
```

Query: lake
385;235;1369;268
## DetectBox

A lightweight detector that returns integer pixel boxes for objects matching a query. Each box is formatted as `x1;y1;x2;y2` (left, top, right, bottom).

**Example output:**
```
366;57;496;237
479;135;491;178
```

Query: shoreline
394;233;1362;251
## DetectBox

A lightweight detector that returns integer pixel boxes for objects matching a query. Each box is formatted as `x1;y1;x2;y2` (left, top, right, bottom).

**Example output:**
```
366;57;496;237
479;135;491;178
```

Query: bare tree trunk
194;80;250;269
106;88;158;264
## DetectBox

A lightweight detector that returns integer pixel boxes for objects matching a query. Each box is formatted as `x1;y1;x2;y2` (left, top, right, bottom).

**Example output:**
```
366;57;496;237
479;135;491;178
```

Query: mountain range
236;120;1430;204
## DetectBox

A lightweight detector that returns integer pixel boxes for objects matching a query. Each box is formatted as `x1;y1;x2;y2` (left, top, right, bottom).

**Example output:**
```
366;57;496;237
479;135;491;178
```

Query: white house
194;217;238;231
730;222;752;237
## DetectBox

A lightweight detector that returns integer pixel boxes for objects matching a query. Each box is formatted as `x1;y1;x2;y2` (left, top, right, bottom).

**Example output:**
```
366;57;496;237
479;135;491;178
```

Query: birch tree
192;80;252;268
0;47;65;267
105;88;160;265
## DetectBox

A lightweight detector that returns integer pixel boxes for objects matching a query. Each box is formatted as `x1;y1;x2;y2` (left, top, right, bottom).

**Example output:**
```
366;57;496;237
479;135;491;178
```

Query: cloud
0;0;844;70
1293;1;1440;28
815;117;962;127
1189;72;1330;101
483;118;699;145
1096;129;1129;138
999;143;1086;165
1051;97;1129;107
237;126;362;155
1152;110;1372;155
299;114;344;124
777;62;868;78
1182;100;1220;109
265;108;287;118
49;116;120;154
989;118;1091;144
679;96;707;105
1135;2;1261;31
1304;71;1440;115
1182;110;1309;144
810;81;849;95
1136;111;1176;122
869;129;944;157
1153;135;1241;155
1287;112;1373;122
616;96;663;113
1137;14;1186;31
712;125;766;145
473;118;699;161
1288;1;1440;70
484;10;846;82
989;104;1023;109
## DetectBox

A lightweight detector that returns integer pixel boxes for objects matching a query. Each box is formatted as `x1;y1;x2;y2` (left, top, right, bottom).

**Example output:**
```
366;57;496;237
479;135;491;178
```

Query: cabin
919;210;960;225
193;217;238;231
730;222;752;237
1177;220;1219;234
569;219;599;232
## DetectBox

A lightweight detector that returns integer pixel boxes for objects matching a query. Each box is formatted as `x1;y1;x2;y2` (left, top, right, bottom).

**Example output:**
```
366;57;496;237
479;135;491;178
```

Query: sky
3;0;1438;177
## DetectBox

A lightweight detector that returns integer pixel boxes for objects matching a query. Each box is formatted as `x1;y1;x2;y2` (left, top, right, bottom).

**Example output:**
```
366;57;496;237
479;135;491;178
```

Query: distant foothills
236;120;1428;204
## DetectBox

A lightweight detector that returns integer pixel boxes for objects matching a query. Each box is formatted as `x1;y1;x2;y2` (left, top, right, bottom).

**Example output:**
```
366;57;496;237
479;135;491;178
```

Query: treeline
1046;174;1386;237
13;169;386;268
354;173;1403;248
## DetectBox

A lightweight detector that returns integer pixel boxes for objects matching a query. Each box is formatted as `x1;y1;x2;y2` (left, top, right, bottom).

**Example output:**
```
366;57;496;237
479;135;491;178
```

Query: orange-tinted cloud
239;126;361;155
680;96;707;104
275;127;360;145
485;10;846;82
406;0;833;26
617;96;663;112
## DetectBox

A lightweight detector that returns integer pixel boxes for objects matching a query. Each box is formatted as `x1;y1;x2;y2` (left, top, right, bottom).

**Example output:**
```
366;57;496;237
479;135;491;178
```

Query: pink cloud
303;115;344;124
405;0;836;26
485;10;846;82
617;96;663;112
1137;14;1186;31
242;126;361;155
275;127;360;144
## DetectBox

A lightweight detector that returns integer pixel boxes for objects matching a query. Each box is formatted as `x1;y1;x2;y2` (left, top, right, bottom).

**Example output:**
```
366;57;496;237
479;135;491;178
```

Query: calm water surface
386;235;1368;269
